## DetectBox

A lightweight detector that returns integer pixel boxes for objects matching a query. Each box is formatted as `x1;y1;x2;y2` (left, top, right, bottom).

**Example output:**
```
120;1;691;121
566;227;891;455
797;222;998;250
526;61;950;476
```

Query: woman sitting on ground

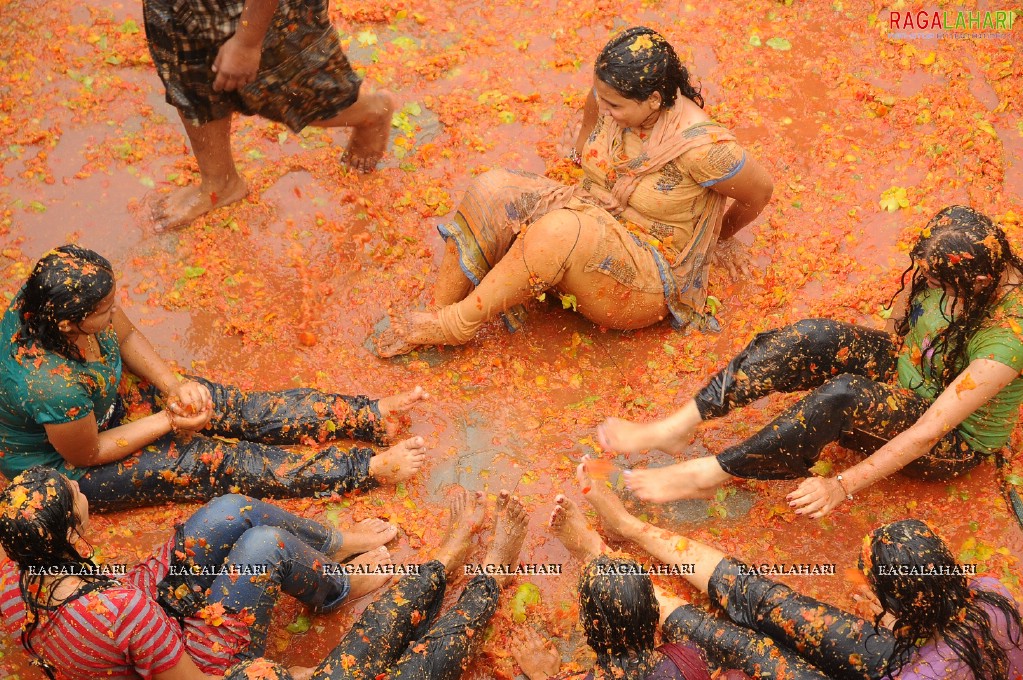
0;245;430;511
599;206;1023;517
222;488;529;680
544;460;1022;680
376;26;772;356
0;466;400;679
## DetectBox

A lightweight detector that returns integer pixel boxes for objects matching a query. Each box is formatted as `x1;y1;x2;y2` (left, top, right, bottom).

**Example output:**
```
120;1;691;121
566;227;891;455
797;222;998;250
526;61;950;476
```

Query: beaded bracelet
836;474;854;501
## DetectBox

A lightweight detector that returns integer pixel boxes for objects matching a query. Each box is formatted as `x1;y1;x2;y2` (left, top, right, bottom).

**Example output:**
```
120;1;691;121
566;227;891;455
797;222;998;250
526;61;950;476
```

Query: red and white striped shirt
0;539;250;679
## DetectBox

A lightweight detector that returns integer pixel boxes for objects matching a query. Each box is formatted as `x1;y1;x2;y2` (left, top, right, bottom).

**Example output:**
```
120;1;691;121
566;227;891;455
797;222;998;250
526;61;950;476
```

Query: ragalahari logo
888;9;1016;31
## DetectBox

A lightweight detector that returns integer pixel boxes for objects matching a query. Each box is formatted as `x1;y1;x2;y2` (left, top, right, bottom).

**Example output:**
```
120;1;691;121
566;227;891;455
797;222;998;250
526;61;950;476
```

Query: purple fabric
895;577;1023;679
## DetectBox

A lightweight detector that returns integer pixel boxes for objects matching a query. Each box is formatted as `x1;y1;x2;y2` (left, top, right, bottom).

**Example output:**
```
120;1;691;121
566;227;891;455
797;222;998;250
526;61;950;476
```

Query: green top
0;292;122;480
897;287;1023;454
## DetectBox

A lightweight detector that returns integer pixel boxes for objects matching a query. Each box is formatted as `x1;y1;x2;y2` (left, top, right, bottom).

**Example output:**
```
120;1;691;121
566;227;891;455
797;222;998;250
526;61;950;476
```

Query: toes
496;489;510;512
549;505;563;527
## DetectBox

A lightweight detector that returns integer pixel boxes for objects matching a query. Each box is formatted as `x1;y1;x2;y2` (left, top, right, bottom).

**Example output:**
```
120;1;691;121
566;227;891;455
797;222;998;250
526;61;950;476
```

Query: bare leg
312;89;396;173
153;113;249;231
548;494;605;561
346;545;394;598
623;456;733;504
434;240;475;307
334;518;398;560
578;460;724;594
598;401;703;456
377;209;667;356
368;436;430;484
434;488;487;572
483;490;528;587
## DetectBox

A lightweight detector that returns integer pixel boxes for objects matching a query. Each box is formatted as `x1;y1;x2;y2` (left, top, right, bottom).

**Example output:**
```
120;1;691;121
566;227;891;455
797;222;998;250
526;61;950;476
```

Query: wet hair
18;244;115;363
0;467;109;680
594;26;704;109
859;520;1022;679
224;659;292;680
579;555;660;679
891;206;1023;389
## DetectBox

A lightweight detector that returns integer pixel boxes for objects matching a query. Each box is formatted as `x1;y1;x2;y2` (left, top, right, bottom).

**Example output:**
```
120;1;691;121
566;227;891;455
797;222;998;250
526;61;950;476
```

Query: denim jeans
79;377;384;511
159;493;347;658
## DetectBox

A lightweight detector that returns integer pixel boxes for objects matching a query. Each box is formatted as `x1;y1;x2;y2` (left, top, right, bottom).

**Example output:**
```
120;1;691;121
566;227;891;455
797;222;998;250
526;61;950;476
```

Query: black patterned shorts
143;0;362;131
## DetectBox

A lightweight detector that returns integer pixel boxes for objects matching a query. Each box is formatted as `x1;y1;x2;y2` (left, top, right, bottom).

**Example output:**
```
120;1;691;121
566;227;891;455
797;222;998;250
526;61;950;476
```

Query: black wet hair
594;26;704;109
892;205;1023;389
18;244;115;363
860;519;1022;679
0;466;110;679
579;555;661;679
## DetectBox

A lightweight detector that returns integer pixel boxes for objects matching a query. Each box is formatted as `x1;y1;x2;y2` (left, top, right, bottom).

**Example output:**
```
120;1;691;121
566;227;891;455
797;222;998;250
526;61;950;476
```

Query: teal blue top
0;291;122;480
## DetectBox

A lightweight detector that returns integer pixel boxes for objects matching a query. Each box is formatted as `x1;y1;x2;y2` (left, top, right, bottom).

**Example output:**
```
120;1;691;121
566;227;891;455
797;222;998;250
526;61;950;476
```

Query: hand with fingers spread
511;627;561;680
787;476;847;519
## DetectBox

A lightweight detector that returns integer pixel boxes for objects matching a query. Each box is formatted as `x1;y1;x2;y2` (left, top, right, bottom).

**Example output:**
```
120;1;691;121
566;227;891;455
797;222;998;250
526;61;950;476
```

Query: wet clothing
309;560;499;680
664;558;1023;680
694;319;984;481
0;494;348;677
0;297;122;479
143;0;362;130
439;107;746;332
897;287;1023;453
75;377;382;512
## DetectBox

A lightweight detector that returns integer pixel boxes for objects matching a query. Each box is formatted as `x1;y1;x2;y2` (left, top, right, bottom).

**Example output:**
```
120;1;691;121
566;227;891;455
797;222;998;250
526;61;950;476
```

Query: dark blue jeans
79;377;384;511
158;494;347;659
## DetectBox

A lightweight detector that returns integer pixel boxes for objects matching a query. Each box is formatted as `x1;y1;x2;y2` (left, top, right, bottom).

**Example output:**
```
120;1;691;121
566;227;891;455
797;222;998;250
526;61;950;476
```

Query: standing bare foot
344;546;393;599
435;488;487;571
577;458;641;538
622;457;730;504
597;417;688;455
483;491;528;587
549;494;604;561
368;436;429;484
377;386;430;440
152;174;248;231
376;311;458;358
335;518;398;560
342;91;396;172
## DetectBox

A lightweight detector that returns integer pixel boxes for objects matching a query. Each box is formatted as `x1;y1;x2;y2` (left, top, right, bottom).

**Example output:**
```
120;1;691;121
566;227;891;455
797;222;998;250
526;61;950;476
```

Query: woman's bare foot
483;491;528;587
622;457;731;504
377;386;429;440
345;546;393;599
435;488;486;571
335;518;398;560
152;174;248;231
511;628;562;680
376;311;456;358
577;458;641;538
549;494;604;561
597;417;689;455
368;436;429;484
343;91;396;172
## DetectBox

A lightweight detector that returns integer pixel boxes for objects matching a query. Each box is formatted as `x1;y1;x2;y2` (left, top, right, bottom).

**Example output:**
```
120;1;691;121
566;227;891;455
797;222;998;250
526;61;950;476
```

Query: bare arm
574;89;600;156
711;155;773;240
212;0;281;92
789;358;1020;517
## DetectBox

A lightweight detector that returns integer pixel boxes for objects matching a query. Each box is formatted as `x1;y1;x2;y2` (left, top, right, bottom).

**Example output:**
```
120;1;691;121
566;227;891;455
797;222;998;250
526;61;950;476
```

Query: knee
232;525;287;563
520;211;585;259
465;168;519;200
199;494;255;526
815;373;867;403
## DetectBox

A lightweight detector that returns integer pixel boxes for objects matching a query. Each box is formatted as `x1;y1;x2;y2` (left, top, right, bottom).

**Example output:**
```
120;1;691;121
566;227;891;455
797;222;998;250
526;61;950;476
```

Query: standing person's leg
623;375;981;503
310;90;395;173
599;319;898;454
312;489;487;680
384;493;528;680
581;465;896;680
153;114;249;231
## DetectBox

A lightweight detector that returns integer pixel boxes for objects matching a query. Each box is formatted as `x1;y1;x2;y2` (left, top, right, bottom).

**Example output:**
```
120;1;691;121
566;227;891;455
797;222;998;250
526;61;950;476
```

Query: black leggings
694;319;981;480
665;558;896;680
313;560;499;680
78;377;385;511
